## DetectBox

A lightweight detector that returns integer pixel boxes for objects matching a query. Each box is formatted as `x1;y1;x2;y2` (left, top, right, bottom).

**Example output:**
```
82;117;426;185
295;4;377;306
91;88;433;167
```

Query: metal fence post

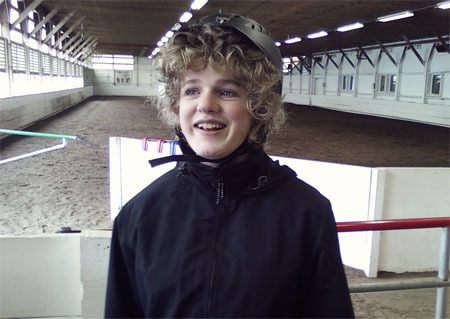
436;227;450;319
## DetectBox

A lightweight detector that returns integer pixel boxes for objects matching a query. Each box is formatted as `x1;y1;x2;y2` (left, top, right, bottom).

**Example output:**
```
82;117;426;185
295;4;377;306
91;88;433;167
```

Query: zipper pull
216;179;224;205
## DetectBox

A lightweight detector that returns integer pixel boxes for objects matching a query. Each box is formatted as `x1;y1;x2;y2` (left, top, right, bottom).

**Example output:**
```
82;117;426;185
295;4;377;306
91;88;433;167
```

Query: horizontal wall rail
337;217;450;232
0;129;79;164
0;128;79;140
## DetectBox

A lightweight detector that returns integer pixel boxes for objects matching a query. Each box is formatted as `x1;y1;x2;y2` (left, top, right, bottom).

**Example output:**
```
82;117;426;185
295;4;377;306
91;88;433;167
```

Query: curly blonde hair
156;24;285;144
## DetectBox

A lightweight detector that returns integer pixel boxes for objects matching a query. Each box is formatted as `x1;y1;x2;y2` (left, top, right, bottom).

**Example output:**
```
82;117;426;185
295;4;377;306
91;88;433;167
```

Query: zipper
207;178;225;317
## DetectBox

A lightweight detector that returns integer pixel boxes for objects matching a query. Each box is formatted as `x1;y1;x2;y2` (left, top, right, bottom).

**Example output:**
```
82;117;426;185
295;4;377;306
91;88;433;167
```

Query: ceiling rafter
376;40;398;67
43;11;75;44
29;5;60;37
10;0;44;29
402;35;425;66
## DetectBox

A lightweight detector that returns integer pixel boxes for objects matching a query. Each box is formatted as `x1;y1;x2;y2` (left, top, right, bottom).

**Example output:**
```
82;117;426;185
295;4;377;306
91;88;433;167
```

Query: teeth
197;123;225;130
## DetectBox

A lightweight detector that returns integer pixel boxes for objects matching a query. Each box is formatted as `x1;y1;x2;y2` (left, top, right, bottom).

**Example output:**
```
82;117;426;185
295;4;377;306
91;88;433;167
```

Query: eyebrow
182;78;242;88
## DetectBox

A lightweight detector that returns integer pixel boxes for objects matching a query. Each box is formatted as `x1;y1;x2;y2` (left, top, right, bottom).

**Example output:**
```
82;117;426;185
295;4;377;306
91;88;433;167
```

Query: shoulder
268;158;331;209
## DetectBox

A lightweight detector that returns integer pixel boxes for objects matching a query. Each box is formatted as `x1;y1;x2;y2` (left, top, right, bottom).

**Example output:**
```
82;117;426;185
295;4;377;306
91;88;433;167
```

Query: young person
105;13;354;318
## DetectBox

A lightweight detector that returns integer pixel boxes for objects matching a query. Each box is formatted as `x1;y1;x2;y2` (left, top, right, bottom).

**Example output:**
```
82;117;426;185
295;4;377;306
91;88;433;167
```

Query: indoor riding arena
0;1;449;318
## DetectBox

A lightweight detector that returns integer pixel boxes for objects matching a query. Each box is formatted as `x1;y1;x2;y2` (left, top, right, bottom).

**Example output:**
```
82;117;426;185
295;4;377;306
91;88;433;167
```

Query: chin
196;149;228;160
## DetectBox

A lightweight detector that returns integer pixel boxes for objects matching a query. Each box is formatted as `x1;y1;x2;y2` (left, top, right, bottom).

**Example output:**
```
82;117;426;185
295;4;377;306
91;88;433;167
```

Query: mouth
194;121;226;131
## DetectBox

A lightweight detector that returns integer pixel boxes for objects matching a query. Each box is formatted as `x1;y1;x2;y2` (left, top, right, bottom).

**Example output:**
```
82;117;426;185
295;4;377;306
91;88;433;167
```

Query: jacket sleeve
302;201;355;318
104;216;144;318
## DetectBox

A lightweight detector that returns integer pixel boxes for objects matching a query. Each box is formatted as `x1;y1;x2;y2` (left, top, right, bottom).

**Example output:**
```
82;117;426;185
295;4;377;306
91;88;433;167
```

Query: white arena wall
92;57;160;96
0;86;93;137
282;41;450;127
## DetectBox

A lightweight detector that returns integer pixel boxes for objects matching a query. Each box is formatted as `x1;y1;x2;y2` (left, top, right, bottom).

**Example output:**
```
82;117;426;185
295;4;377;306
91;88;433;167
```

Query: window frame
378;73;396;94
341;74;354;92
427;73;443;96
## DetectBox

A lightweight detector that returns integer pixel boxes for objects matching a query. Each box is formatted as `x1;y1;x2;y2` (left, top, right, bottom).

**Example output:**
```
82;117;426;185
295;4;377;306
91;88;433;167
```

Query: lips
194;120;226;131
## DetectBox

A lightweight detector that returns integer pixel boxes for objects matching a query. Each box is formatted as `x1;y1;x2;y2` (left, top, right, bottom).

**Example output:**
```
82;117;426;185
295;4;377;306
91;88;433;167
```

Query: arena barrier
1;218;448;318
109;136;450;276
0;129;78;164
338;217;450;319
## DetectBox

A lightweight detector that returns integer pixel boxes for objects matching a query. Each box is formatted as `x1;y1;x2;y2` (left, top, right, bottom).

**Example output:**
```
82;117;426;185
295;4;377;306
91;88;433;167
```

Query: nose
197;90;219;113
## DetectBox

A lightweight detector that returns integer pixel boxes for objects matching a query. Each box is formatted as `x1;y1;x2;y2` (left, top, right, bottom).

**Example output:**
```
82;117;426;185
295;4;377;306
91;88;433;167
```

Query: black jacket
105;149;354;318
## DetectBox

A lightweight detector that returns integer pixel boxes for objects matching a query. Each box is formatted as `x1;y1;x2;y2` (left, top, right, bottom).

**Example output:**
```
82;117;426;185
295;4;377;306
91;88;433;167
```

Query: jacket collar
180;147;296;195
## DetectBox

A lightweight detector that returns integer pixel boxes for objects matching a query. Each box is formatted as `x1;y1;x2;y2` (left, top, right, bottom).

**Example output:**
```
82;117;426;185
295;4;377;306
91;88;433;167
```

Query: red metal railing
337;217;450;232
336;216;450;319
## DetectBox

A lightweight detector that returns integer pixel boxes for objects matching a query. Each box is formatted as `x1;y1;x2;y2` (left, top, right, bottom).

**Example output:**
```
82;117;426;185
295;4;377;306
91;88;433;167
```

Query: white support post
366;168;386;277
435;227;449;319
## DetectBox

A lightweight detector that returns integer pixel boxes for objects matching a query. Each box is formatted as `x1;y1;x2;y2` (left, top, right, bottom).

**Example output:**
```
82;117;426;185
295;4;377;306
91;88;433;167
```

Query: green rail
0;129;78;140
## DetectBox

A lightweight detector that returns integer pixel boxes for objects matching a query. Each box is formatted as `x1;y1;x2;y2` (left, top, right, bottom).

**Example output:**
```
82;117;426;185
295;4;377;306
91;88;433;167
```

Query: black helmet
189;13;283;80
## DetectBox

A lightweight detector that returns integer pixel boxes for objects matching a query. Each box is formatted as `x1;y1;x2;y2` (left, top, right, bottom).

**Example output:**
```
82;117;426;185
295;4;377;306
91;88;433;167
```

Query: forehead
182;66;237;84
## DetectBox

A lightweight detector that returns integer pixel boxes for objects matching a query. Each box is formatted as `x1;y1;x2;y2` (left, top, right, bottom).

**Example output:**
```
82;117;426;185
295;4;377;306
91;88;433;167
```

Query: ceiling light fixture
191;0;208;10
284;37;301;44
157;41;163;47
172;23;182;31
307;31;328;39
166;31;174;38
376;11;414;22
179;12;193;23
337;22;364;32
161;36;169;43
275;41;281;47
437;0;450;9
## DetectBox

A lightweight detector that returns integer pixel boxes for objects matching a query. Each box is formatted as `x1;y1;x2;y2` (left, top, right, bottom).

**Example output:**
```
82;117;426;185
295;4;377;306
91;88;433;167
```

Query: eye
183;88;199;96
220;89;238;97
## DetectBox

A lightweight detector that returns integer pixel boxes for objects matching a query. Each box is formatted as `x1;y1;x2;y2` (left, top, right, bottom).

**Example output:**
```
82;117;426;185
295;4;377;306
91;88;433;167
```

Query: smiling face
178;66;253;160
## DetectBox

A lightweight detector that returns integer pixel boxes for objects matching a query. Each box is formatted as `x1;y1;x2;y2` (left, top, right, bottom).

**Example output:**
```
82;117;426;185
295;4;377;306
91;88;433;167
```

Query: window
92;54;134;70
341;75;354;92
59;59;65;76
379;75;386;92
428;74;443;96
29;49;40;74
0;39;6;72
52;57;58;75
389;75;396;92
378;74;396;94
11;42;26;73
42;54;51;75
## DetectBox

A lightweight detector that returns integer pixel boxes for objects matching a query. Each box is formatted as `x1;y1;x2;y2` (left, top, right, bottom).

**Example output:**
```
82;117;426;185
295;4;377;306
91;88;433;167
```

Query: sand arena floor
0;96;449;318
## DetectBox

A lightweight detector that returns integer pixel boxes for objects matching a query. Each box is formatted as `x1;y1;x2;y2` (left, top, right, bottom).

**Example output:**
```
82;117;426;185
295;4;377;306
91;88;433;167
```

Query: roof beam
71;36;95;57
325;52;339;69
10;0;44;30
298;56;311;73
338;48;355;68
376;40;397;67
74;40;97;60
54;16;85;48
43;11;75;44
289;57;302;73
435;34;450;55
357;45;374;68
402;35;424;66
313;56;324;69
29;5;60;37
65;35;88;55
61;30;82;51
